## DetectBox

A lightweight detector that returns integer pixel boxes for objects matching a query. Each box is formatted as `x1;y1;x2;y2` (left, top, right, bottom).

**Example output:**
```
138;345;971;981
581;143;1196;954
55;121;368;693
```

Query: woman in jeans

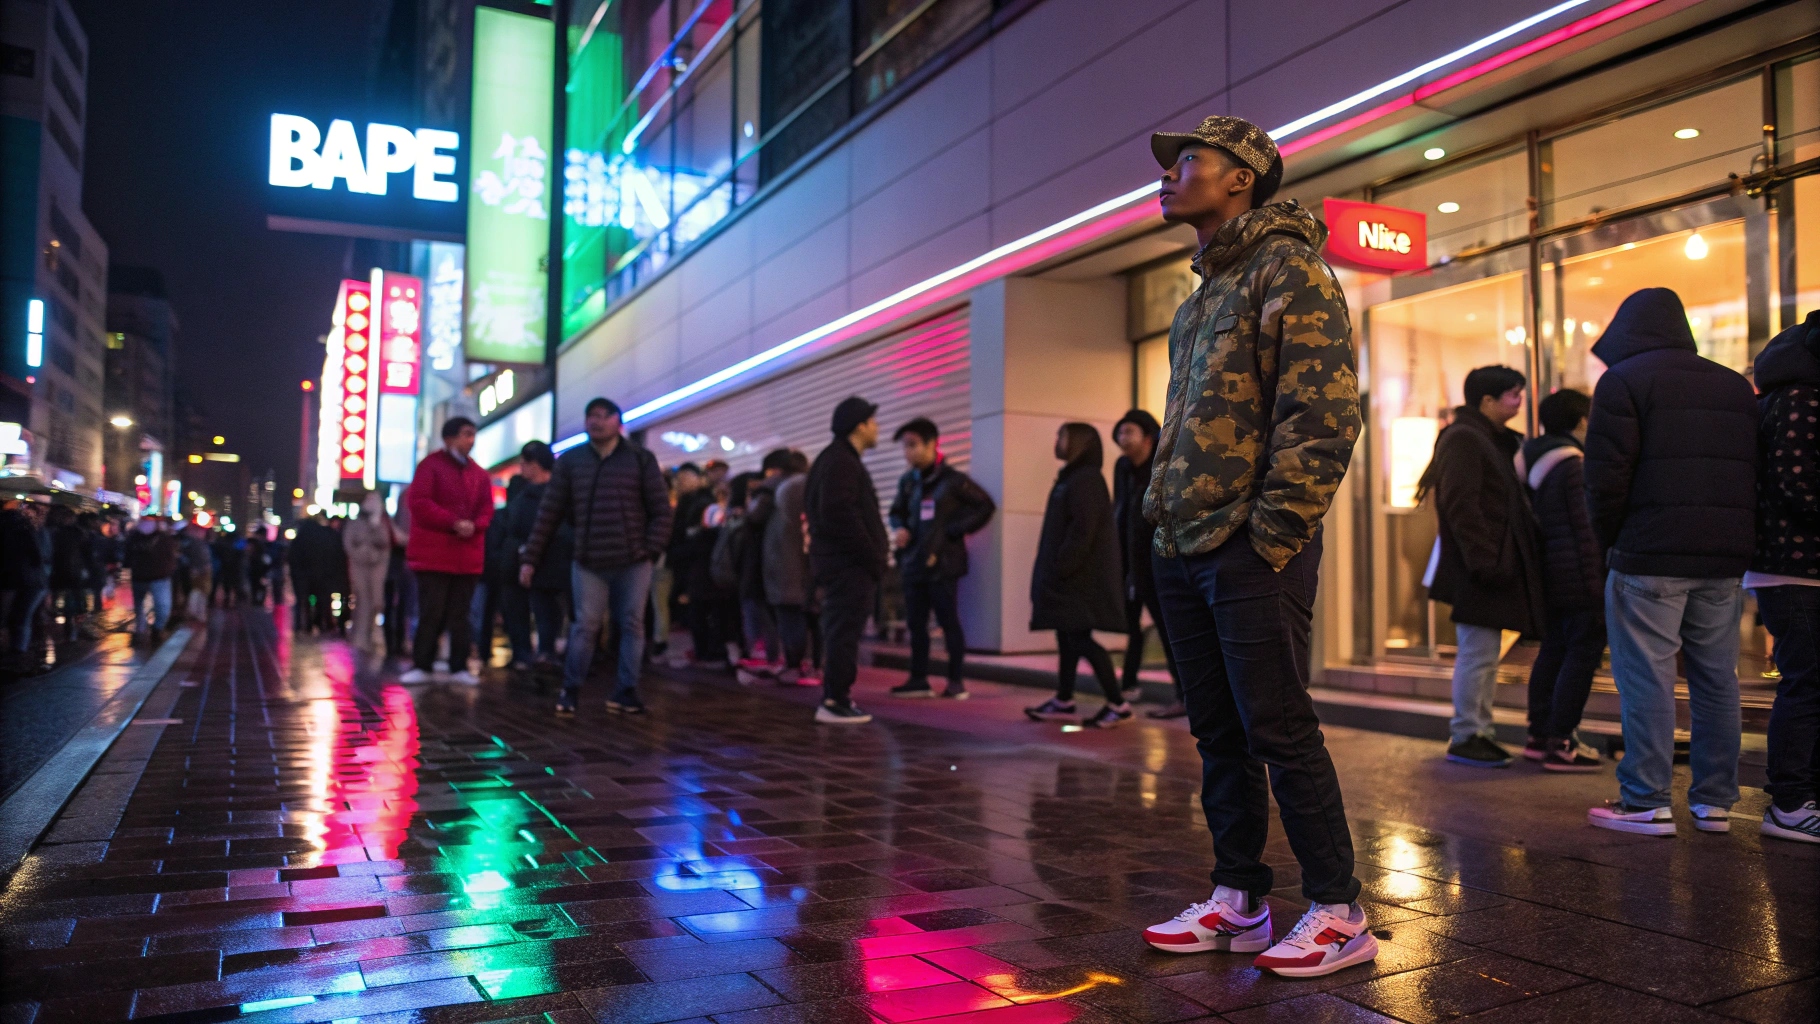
1025;423;1131;727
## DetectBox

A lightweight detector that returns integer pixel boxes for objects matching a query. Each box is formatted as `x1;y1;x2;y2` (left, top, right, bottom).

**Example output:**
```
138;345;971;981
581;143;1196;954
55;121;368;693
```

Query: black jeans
502;582;563;663
1154;531;1360;906
774;603;812;668
1757;584;1820;810
905;576;965;684
1122;583;1182;698
1055;628;1118;702
1526;608;1605;741
818;566;877;705
413;571;478;672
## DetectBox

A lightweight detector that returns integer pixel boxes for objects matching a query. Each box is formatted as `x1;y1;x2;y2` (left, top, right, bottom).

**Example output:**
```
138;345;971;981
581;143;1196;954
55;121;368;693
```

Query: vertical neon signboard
373;270;423;394
465;6;553;365
333;279;374;486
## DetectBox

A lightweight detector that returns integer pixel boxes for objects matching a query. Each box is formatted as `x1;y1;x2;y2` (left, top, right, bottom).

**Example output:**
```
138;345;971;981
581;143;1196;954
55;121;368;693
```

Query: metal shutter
641;305;971;516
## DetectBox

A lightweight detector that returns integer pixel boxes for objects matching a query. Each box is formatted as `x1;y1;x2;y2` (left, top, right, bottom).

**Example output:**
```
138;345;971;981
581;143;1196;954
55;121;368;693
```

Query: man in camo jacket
1135;115;1375;980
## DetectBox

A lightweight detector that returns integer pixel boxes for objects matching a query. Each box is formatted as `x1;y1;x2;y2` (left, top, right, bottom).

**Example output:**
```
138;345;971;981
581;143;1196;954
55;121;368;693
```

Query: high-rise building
1;0;110;494
104;264;177;507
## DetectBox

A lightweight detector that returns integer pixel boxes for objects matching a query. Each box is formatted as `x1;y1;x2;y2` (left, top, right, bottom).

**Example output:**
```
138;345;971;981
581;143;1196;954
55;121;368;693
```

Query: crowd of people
0;500;291;673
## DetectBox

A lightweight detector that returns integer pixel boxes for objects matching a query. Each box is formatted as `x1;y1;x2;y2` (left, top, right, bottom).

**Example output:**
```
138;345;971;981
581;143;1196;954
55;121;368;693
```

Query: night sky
72;1;387;501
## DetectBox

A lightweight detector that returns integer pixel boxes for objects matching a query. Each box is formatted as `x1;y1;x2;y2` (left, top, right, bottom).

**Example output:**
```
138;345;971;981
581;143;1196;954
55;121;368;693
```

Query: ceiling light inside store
1437;202;1460;213
1684;233;1709;260
1423;147;1446;160
1673;127;1700;139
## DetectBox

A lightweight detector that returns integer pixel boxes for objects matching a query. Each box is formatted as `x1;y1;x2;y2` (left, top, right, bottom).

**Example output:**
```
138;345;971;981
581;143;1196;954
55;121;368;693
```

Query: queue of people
1422;295;1820;846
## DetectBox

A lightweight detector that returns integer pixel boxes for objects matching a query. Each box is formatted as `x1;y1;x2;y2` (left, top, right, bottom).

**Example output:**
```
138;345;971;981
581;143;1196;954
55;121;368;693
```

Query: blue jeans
132;578;171;635
565;561;653;702
1606;571;1742;810
1449;622;1504;745
1754;584;1820;809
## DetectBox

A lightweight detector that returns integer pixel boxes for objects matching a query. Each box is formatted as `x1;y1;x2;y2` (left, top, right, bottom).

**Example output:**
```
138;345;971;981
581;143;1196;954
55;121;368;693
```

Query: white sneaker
1142;886;1271;953
1253;901;1378;977
398;668;432;683
1587;801;1675;836
1762;801;1820;844
433;660;450;674
1689;804;1731;833
447;670;479;685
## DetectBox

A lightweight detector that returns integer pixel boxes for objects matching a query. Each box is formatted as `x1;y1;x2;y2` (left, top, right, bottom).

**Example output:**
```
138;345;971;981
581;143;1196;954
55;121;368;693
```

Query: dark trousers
774;603;812;667
1055;628;1118;701
1154;531;1359;906
904;576;965;683
1526;607;1605;740
1122;584;1182;698
818;567;877;705
413;571;478;672
503;582;563;663
1757;584;1820;810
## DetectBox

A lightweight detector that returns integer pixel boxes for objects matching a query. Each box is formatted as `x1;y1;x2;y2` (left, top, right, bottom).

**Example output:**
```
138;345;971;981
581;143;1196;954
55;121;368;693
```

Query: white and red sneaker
1252;902;1378;977
1142;886;1271;953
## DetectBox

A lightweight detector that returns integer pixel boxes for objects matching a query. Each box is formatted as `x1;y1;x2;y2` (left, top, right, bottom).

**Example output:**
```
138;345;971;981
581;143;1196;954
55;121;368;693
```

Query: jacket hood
1192;200;1327;277
1519;432;1582;489
1753;309;1820;392
1591;287;1696;367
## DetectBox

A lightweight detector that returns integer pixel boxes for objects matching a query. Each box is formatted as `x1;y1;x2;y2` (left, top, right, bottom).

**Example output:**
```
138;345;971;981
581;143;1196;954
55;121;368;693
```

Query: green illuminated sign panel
465;6;553;364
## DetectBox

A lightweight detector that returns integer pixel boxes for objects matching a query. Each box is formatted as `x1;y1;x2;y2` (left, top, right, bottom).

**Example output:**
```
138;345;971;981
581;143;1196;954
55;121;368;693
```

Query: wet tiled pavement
0;608;1813;1024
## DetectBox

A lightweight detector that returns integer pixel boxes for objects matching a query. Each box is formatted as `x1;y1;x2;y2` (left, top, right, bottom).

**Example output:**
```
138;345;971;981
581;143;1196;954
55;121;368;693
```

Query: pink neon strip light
558;0;1667;447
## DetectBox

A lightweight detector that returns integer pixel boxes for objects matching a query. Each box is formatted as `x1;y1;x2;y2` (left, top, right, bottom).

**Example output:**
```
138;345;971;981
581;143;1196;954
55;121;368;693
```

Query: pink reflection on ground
297;675;421;866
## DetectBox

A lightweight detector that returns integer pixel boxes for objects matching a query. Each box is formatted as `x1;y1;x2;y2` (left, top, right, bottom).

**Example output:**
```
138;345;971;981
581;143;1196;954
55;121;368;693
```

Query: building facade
551;0;1820;679
0;0;109;493
104;264;178;508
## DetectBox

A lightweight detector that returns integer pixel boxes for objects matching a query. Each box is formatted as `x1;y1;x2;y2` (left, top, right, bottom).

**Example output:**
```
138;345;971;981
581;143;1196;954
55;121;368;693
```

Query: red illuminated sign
1322;199;1427;274
336;279;374;483
374;271;422;395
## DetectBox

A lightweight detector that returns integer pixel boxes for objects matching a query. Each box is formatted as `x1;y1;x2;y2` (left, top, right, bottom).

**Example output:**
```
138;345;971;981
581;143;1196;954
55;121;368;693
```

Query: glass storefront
1349;51;1820;681
1115;47;1819;687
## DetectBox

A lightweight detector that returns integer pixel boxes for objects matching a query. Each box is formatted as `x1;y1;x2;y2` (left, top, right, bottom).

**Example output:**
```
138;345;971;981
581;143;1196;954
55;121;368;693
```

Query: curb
0;627;194;875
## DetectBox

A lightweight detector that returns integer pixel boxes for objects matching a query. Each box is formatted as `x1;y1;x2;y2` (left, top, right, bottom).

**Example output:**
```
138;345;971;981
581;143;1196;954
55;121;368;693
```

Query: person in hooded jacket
1583;287;1757;837
762;450;818;685
1024;423;1128;728
342;491;394;653
886;418;996;700
1110;409;1184;718
1744;309;1820;845
1136;116;1372;978
1420;365;1546;769
1515;389;1606;772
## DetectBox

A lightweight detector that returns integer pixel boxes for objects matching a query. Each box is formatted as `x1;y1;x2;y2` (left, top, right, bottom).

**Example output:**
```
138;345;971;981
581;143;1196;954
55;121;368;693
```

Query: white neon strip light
619;179;1160;422
1267;0;1600;138
556;1;1625;451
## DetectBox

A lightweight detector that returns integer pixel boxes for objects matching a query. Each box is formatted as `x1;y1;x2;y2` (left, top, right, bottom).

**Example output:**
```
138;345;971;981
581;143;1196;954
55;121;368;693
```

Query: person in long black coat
1025;422;1130;727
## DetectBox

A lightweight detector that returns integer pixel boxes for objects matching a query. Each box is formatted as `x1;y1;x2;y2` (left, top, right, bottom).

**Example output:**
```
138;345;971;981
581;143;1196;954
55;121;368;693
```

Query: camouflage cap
1151;115;1278;175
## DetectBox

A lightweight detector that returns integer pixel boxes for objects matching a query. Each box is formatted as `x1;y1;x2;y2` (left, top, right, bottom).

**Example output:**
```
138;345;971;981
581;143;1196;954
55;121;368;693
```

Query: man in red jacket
402;417;493;684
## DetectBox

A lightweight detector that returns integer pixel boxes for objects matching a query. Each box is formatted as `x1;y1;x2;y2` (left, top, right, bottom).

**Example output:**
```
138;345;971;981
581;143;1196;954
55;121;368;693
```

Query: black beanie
1112;408;1161;440
830;396;878;438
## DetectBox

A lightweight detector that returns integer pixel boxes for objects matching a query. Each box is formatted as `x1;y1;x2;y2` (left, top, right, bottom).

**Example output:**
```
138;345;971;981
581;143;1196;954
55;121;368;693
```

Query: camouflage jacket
1144;200;1361;569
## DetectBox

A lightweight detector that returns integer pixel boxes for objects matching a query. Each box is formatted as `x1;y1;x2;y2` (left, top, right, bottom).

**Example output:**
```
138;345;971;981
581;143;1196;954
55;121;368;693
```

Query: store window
1364;256;1531;657
1377;148;1530;266
1541;76;1763;227
1128;257;1195;419
1778;54;1820;321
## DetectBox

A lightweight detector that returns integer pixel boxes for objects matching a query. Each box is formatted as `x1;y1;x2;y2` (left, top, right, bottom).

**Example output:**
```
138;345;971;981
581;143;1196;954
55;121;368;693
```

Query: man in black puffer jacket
522;398;672;716
1583;287;1757;836
1516;390;1605;772
1745;309;1820;845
